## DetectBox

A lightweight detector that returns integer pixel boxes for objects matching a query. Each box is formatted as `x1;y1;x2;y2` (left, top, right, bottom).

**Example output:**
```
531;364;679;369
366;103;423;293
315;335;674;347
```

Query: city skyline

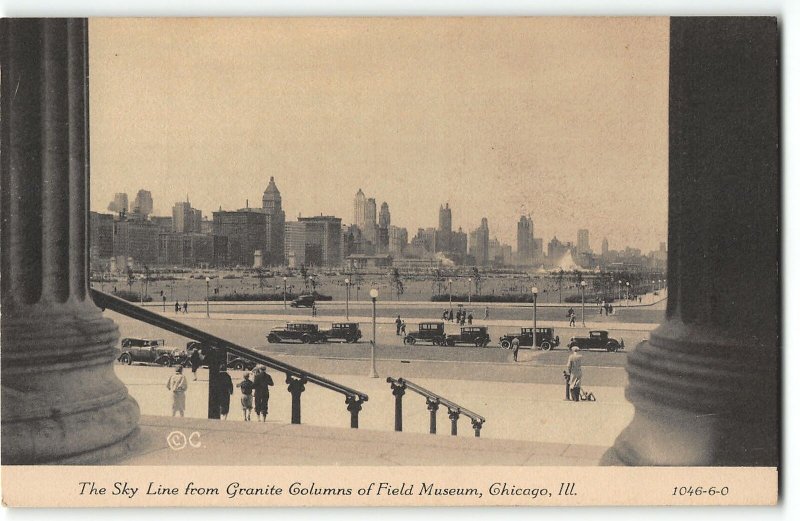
88;18;668;251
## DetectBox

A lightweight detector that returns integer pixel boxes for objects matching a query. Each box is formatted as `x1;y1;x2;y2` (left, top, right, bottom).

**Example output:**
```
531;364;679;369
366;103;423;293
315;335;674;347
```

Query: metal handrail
386;376;485;437
92;289;368;426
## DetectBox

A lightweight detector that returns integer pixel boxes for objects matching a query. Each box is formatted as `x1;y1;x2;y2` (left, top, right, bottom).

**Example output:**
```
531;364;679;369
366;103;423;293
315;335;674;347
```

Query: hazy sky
89;17;669;252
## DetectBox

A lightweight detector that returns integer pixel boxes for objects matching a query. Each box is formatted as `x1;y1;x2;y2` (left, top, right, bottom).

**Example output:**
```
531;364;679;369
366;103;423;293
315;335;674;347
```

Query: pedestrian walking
395;315;402;336
183;301;188;313
189;347;202;381
484;306;489;320
467;312;473;325
213;365;234;420
311;304;317;317
253;365;274;422
600;300;606;315
166;366;188;417
512;336;520;362
442;309;448;321
175;301;180;313
566;346;583;402
569;312;576;327
400;321;406;336
236;372;255;421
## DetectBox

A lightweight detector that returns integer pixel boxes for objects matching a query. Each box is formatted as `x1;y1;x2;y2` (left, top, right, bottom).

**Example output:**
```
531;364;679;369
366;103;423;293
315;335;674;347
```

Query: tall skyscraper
516;215;534;265
298;216;343;267
378;202;391;253
212;210;267;267
131;189;153;217
107;193;128;214
436;203;452;252
363;197;377;245
353;189;367;230
577;229;590;254
283;221;307;268
602;237;609;256
261;176;286;266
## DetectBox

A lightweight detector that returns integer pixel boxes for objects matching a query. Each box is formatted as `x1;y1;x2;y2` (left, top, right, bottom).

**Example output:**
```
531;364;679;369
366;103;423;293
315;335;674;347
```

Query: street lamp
345;278;351;320
205;277;211;317
448;278;453;312
625;281;630;306
580;280;586;326
531;287;538;334
468;277;472;304
283;276;287;309
369;288;379;378
618;279;622;302
139;275;144;304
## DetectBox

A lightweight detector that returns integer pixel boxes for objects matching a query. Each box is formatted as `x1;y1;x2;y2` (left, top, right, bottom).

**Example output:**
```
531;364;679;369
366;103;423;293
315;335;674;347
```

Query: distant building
158;233;215;267
113;218;159;265
451;227;468;256
298;215;343;267
468;217;490;266
353;189;367;230
516;215;534;265
131;189;153;217
212;210;267;267
284;221;307;268
602;237;609;257
346;253;393;270
388;225;408;257
260;176;286;266
150;216;173;234
107;193;128;215
378;202;391;253
436;203;452;253
172;199;202;234
577;229;590;255
89;212;115;265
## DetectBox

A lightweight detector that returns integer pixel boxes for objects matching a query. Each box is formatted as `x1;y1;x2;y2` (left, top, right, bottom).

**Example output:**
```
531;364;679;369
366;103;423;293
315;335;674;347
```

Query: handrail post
346;396;364;429
448;408;460;436
287;375;307;425
471;418;484;438
427;398;439;434
391;381;406;432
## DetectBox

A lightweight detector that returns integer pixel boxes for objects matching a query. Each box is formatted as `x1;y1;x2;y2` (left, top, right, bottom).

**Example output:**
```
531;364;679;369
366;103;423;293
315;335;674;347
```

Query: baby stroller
562;370;596;401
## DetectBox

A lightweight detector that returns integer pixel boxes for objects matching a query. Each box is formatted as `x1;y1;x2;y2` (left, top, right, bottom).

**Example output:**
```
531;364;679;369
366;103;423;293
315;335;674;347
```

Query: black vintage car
499;327;561;351
445;326;491;347
322;322;362;343
403;322;447;346
567;330;624;352
290;295;315;308
267;323;328;344
118;338;178;365
175;342;258;371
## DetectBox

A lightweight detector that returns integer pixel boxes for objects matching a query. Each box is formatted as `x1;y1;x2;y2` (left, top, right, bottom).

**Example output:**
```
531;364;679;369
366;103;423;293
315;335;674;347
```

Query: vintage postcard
0;16;779;507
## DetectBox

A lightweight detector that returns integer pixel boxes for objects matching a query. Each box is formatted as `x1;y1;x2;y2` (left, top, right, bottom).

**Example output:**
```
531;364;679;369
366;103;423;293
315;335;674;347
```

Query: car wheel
301;334;311;344
607;343;618;352
232;361;245;371
500;339;511;349
474;339;483;347
157;356;172;366
541;342;552;352
267;334;280;343
119;353;132;365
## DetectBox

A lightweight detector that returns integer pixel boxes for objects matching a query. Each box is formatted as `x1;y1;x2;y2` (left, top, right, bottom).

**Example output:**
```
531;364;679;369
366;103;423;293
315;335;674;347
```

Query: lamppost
283;276;287;309
448;278;453;313
369;288;379;378
345;278;351;320
468;277;472;304
205;277;211;317
139;275;144;304
625;281;630;306
580;280;586;326
532;287;538;333
618;279;622;301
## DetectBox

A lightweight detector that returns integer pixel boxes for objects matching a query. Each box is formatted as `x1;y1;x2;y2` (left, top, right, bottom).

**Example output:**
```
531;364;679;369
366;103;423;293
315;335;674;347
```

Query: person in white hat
236;371;254;421
566;346;583;402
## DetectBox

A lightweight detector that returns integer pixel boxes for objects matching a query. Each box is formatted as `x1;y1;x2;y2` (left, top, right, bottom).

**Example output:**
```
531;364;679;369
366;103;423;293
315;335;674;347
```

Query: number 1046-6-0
672;486;729;497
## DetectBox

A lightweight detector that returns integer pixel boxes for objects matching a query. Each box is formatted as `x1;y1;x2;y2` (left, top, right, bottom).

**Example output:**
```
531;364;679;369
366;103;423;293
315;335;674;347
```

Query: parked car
322;322;362;343
403;322;447;346
118;338;177;366
567;330;624;352
499;327;561;351
445;326;491;347
267;323;327;344
176;342;258;371
290;295;316;308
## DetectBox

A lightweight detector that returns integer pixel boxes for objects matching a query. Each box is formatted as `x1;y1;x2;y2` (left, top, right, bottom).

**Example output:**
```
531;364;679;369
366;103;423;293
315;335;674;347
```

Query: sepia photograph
0;13;780;507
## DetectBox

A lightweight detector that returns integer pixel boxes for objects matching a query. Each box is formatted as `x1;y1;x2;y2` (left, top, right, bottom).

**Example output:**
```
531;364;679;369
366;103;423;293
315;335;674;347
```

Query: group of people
394;316;407;336
165;361;274;422
174;301;189;313
599;301;615;315
566;307;577;327
442;308;474;325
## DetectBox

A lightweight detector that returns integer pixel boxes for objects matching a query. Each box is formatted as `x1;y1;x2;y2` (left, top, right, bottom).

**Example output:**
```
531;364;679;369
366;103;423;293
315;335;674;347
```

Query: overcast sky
89;17;668;252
